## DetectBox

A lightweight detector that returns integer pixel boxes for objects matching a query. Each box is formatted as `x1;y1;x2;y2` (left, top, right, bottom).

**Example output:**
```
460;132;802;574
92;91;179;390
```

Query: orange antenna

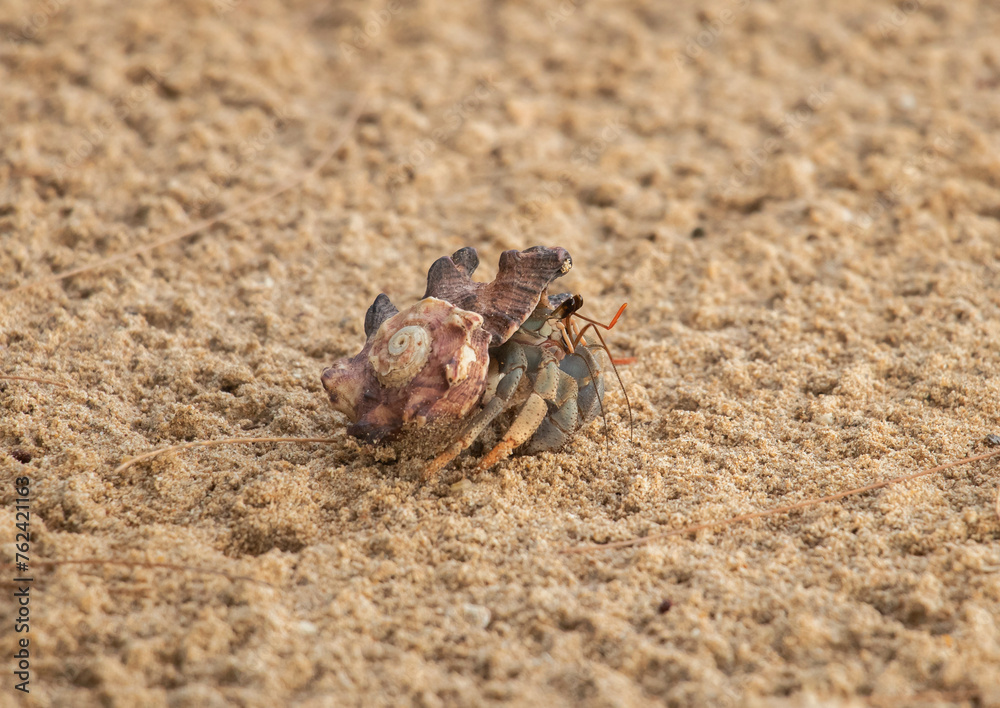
570;302;628;348
560;301;634;445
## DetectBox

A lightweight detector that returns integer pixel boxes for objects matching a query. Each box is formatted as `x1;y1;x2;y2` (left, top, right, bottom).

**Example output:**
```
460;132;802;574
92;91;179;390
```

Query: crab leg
475;349;561;471
521;370;579;455
422;344;528;481
475;392;547;471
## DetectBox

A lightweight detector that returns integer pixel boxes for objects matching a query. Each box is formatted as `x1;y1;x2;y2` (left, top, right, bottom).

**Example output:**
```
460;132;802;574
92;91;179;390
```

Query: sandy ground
2;0;1000;705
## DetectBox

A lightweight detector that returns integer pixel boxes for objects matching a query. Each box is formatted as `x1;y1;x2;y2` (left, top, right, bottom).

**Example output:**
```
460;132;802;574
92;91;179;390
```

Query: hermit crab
321;246;627;479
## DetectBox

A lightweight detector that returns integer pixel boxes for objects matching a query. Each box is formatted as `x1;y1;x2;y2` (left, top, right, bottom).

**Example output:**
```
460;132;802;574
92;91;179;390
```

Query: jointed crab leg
476;345;563;470
422;346;529;481
475;393;548;470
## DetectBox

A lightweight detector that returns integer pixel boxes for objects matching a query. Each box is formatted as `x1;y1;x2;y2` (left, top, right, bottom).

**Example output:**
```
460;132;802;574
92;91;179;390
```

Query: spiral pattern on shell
370;324;432;388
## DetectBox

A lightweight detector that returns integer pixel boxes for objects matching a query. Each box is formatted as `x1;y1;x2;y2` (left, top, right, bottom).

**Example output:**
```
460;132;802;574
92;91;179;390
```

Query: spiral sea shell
321;297;491;443
321;246;573;449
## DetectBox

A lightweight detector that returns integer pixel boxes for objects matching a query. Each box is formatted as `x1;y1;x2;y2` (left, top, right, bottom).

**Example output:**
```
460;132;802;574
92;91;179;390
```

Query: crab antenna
574;345;612;452
557;300;634;447
576;325;634;445
569;302;627;351
565;301;634;446
571;302;628;336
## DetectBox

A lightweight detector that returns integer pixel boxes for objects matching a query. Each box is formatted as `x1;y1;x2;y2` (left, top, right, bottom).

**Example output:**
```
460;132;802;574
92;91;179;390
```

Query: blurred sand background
2;0;1000;705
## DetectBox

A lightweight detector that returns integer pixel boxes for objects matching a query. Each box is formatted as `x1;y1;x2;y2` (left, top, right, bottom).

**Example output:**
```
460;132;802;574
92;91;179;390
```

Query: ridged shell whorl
369;323;431;387
423;246;572;346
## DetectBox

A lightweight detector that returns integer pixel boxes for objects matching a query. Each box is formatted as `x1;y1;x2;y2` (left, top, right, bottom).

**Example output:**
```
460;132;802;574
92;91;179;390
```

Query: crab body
475;297;607;463
321;247;608;477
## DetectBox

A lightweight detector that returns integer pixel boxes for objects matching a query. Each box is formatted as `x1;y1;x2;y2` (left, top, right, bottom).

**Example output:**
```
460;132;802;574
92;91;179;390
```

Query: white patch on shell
445;309;484;330
369;324;431;388
446;343;480;385
481;357;500;405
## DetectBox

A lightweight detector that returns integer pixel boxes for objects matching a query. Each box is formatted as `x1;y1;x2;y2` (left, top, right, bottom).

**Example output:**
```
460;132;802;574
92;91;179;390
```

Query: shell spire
423;246;572;346
364;293;399;337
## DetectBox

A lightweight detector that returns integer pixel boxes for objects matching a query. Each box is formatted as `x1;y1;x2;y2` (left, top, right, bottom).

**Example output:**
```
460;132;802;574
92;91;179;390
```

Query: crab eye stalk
550;294;584;321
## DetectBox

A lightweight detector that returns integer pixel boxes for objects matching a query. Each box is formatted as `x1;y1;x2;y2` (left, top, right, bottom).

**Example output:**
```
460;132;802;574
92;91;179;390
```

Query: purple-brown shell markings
321;297;490;443
321;246;573;450
423;246;572;346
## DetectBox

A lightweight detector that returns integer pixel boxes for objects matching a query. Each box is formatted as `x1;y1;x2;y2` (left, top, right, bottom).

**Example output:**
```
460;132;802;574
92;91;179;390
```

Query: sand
2;0;1000;705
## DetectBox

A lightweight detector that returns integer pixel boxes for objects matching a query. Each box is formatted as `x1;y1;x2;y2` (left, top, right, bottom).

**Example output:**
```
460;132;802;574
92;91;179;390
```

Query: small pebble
450;478;474;494
462;603;491;629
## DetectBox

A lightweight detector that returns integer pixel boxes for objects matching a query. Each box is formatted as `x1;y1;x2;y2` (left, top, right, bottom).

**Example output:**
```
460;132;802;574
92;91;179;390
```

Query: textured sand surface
2;0;1000;705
